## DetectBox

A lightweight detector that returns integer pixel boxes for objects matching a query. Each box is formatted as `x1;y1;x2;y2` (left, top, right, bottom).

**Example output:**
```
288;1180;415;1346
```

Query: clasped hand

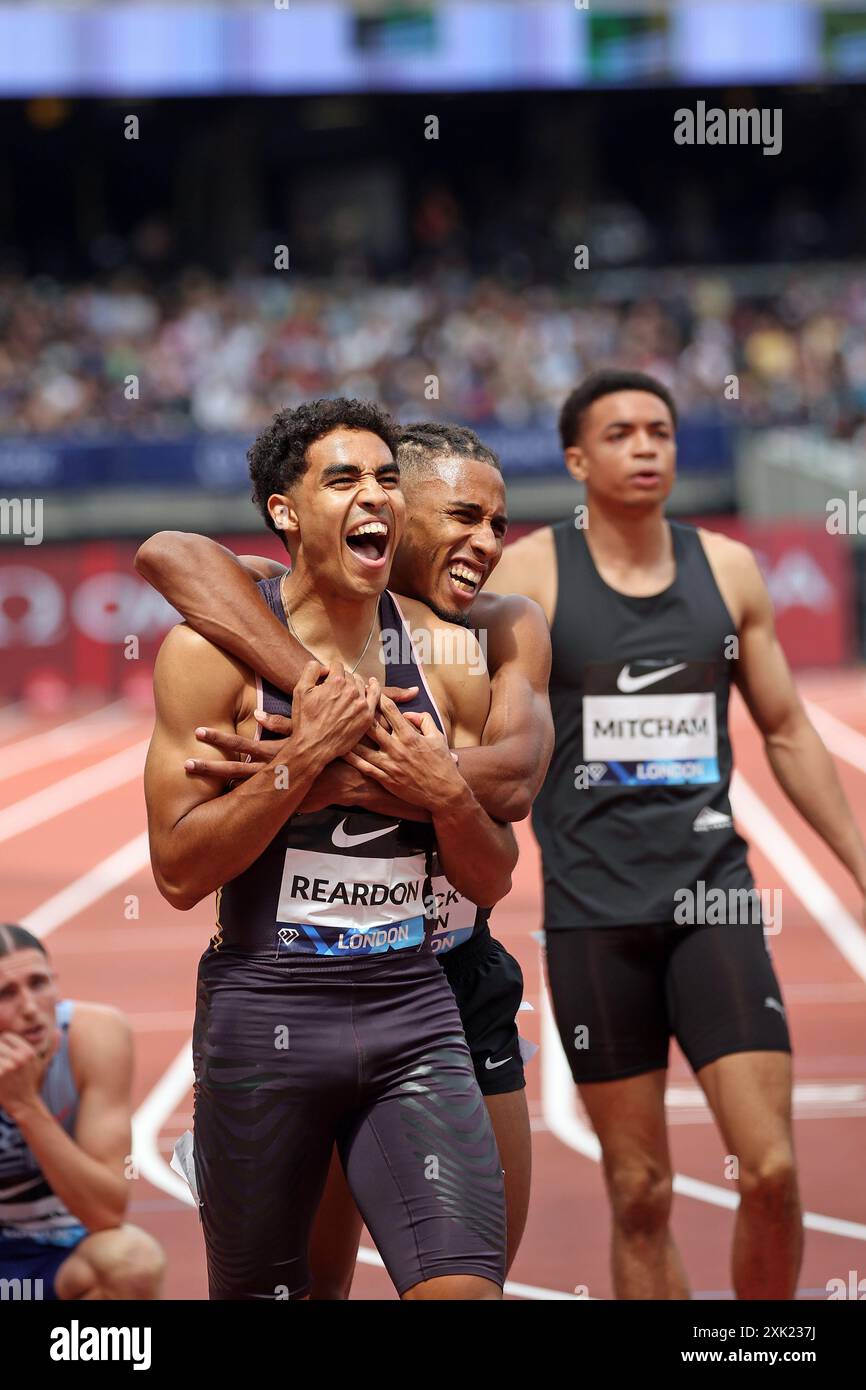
184;661;461;808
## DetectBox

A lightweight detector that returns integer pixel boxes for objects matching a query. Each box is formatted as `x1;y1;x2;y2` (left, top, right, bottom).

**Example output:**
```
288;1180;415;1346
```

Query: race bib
427;873;478;954
582;659;720;787
277;849;428;931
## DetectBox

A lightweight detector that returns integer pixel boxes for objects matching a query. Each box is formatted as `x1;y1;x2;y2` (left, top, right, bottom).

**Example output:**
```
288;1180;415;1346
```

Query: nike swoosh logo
484;1055;512;1070
332;818;399;848
616;662;687;694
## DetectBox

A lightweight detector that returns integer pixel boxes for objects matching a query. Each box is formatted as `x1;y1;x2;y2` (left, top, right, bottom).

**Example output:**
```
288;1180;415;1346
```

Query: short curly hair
248;397;400;535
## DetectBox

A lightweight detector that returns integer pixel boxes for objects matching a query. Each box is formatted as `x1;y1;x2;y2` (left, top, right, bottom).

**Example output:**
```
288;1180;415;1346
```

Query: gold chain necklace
280;574;379;676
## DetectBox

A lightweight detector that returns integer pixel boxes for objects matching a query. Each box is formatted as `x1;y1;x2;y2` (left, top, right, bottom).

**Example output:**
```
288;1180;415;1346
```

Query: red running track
1;675;864;1300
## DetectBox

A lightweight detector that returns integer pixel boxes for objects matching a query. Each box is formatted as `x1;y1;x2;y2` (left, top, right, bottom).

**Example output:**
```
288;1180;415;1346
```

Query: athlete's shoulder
68;1002;131;1042
505;524;556;566
236;554;288;580
474;589;546;624
394;593;484;656
696;527;767;627
156;619;219;660
67;1003;132;1090
696;527;763;582
490;525;559;624
473;590;549;641
392;592;436;628
484;525;556;611
154;621;249;683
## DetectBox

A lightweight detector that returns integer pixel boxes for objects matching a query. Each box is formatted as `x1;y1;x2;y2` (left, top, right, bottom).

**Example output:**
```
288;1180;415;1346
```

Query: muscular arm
731;543;866;894
135;531;304;691
429;778;517;907
145;626;331;909
7;1008;132;1233
455;594;554;821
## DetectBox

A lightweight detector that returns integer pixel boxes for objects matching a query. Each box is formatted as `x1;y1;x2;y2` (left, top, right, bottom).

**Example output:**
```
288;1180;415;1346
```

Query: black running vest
531;520;755;929
216;581;475;958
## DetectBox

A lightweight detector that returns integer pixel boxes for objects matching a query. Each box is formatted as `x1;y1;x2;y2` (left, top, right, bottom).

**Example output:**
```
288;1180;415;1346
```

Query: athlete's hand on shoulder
343;695;464;809
0;1030;54;1115
293;660;379;763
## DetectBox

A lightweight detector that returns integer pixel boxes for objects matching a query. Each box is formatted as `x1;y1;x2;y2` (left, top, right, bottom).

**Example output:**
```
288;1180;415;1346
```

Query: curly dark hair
248;397;401;535
559;369;678;449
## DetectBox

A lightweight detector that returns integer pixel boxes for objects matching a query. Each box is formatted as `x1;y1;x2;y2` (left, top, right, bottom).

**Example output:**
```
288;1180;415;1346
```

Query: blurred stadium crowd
3;77;865;443
4;262;866;440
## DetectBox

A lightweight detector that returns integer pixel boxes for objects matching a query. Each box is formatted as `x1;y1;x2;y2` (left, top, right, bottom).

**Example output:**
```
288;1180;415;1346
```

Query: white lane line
730;771;866;985
666;1082;866;1108
664;1082;866;1123
0;701;134;783
652;1081;866;1124
539;977;866;1241
0;740;149;845
133;1036;585;1300
803;699;866;775
132;1042;196;1207
21;832;151;938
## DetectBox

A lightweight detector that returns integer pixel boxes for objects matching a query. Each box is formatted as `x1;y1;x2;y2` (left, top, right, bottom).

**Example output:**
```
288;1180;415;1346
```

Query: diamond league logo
573;762;608;789
278;928;300;947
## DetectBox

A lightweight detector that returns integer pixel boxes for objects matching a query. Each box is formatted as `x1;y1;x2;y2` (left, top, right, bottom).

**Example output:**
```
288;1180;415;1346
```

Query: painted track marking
0;740;149;844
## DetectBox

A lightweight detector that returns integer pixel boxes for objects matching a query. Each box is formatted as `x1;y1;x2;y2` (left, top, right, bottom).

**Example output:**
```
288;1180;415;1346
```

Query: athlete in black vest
145;399;517;1300
487;369;866;1300
137;422;553;1294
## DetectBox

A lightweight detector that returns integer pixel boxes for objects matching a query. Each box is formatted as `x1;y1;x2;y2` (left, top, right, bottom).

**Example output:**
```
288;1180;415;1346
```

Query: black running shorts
441;926;526;1097
545;921;792;1085
192;944;506;1300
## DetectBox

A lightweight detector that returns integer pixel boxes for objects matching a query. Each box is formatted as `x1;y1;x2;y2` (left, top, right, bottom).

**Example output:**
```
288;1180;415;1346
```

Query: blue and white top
0;1000;88;1246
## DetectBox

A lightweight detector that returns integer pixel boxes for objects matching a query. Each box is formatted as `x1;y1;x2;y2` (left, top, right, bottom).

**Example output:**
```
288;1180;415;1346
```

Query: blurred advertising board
0;519;853;702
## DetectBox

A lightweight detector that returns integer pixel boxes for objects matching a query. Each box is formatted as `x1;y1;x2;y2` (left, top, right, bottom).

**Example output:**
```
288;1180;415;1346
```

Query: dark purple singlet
191;581;506;1299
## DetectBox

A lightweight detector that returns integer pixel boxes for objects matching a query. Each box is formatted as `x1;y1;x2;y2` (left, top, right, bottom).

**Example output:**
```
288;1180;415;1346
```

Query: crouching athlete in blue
0;924;164;1300
145;398;518;1300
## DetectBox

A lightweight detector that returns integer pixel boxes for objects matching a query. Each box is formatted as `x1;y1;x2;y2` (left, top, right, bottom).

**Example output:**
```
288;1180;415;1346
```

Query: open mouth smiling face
397;456;508;621
445;557;486;607
271;427;406;595
344;516;392;571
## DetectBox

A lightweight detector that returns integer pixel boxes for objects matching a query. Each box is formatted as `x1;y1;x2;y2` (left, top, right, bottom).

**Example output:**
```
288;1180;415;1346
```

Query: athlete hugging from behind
138;420;554;1293
144;398;520;1301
